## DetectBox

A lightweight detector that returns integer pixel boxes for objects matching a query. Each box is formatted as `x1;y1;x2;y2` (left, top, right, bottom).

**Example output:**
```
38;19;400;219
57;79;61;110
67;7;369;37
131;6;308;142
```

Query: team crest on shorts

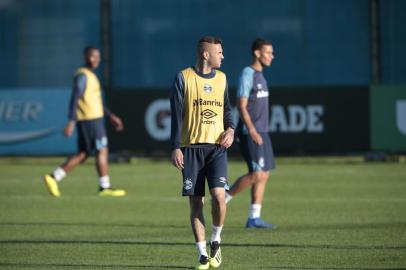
183;178;193;190
219;177;227;184
258;157;265;168
96;136;108;150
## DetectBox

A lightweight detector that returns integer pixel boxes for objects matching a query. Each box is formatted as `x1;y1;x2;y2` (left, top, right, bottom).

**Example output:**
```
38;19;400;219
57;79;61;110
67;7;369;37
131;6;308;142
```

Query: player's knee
96;148;108;163
78;152;88;163
251;171;268;183
211;193;225;206
210;187;225;201
97;147;108;156
189;197;204;212
250;171;260;182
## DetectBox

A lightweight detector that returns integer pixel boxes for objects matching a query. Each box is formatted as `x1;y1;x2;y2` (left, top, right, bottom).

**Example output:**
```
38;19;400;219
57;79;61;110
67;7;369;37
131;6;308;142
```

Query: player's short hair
251;38;272;56
197;36;222;54
83;46;99;56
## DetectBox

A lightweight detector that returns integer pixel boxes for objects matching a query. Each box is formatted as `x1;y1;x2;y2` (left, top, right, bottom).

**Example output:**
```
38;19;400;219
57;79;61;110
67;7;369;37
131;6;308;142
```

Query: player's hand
220;128;234;148
64;121;75;137
249;129;263;145
110;114;124;132
171;149;184;170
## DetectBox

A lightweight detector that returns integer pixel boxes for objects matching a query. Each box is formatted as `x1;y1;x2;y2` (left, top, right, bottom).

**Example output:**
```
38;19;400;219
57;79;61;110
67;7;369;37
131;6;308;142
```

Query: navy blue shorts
239;132;275;173
77;118;108;154
181;144;228;196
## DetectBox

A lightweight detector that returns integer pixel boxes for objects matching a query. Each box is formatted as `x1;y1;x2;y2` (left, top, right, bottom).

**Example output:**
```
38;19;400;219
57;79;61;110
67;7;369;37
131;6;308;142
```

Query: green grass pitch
0;157;405;269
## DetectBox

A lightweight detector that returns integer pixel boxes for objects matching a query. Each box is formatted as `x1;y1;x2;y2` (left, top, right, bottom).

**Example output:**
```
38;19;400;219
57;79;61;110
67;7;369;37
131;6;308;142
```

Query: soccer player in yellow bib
170;37;235;269
43;46;126;197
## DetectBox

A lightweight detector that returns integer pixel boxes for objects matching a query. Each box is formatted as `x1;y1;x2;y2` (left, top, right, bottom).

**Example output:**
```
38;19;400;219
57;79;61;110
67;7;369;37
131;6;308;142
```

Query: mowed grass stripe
0;158;405;269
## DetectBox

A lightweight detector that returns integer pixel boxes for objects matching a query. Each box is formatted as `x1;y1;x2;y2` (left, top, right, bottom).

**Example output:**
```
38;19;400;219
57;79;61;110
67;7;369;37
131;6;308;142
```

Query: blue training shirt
237;66;269;134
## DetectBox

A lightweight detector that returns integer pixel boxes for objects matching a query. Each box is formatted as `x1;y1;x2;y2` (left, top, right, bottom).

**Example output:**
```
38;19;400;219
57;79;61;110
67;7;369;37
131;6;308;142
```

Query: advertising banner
0;87;371;156
0;89;76;155
107;87;370;155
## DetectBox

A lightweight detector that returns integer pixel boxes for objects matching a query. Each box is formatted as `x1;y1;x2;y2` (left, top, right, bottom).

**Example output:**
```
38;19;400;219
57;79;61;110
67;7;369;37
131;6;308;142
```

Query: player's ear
254;49;261;59
203;50;210;61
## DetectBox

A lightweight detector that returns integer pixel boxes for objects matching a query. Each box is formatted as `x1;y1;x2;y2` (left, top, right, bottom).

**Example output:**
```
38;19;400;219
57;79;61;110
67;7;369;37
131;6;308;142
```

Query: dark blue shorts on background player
239;132;275;173
181;144;228;196
77;117;108;154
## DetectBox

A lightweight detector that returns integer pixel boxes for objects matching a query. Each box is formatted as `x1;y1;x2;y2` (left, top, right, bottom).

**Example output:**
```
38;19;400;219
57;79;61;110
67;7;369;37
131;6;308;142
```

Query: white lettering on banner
270;105;324;133
288;105;306;132
396;100;406;135
307;105;324;132
0;101;43;122
0;100;56;144
145;99;171;141
270;105;288;132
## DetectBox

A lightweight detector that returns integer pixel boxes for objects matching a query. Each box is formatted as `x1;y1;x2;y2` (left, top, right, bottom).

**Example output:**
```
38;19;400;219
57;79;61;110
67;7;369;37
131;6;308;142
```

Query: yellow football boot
98;188;126;197
43;174;61;197
209;241;222;268
196;255;209;270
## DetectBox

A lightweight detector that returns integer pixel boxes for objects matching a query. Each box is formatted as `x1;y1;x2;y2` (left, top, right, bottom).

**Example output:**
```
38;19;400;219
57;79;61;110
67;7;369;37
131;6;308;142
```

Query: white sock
225;192;233;204
249;204;262;219
210;225;223;243
99;175;111;189
196;241;208;258
52;167;66;182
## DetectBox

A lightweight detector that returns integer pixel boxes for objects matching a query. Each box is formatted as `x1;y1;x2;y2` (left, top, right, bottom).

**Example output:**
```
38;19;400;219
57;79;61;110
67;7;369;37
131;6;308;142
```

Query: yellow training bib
75;68;104;121
180;67;227;146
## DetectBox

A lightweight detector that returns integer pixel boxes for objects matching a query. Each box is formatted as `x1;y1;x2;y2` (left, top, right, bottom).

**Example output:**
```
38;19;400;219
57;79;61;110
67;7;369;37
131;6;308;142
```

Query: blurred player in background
170;36;234;269
226;38;277;229
43;46;126;197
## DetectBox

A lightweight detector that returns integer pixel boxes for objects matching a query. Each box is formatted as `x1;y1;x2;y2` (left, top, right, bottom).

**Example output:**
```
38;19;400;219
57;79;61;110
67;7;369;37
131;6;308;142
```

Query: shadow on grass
274;222;406;232
1;239;405;250
2;221;406;231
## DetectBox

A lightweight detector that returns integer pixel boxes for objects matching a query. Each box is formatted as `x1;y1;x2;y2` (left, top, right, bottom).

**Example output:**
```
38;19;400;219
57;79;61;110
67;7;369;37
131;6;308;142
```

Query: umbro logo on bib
201;109;217;119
